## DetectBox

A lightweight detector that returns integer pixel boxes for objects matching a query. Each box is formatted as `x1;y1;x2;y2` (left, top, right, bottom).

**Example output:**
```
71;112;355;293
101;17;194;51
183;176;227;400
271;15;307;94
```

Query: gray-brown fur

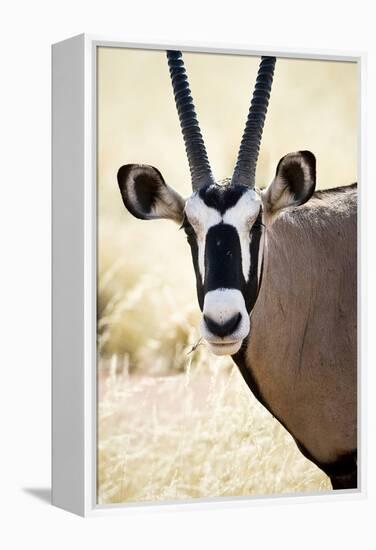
242;184;357;473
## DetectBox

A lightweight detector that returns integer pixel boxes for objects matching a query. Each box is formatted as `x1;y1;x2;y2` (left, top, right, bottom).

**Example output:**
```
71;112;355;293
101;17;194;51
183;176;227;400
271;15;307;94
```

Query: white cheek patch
223;191;261;281
185;194;221;281
185;193;221;229
184;189;262;283
197;236;205;285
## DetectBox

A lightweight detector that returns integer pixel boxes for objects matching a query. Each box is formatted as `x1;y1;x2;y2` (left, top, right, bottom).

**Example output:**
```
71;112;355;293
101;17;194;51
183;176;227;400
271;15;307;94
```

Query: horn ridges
232;56;276;188
167;50;214;190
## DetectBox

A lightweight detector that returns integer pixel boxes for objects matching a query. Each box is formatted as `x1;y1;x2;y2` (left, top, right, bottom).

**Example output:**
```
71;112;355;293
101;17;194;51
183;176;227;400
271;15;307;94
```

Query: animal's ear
117;164;185;224
262;151;316;217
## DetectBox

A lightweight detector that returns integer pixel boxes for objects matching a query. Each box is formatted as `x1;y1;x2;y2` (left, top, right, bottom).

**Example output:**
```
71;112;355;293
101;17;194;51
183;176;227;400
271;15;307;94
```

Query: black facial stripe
245;212;263;311
198;184;249;215
183;206;264;315
183;222;204;310
205;224;245;292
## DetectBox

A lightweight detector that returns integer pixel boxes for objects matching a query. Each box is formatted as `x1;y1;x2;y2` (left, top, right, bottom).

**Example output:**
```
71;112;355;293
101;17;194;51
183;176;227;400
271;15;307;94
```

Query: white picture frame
52;34;366;517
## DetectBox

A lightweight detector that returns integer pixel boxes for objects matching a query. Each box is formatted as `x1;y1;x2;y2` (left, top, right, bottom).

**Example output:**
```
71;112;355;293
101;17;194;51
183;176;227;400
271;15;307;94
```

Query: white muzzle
200;289;250;356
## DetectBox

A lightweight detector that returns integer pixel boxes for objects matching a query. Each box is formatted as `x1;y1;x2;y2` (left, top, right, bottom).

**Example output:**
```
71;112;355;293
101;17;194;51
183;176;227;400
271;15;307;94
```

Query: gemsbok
117;51;357;490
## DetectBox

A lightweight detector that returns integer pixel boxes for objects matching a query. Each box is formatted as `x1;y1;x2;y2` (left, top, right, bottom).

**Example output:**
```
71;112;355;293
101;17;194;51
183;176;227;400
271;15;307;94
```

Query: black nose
203;313;242;338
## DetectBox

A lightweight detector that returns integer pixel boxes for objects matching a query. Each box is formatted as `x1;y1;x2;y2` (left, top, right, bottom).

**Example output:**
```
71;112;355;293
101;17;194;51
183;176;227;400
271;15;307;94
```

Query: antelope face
117;150;315;356
117;167;263;355
183;183;263;355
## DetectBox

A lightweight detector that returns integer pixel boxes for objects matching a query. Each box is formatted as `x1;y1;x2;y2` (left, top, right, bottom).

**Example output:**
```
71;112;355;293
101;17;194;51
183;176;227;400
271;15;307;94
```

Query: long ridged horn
232;56;276;188
167;50;214;191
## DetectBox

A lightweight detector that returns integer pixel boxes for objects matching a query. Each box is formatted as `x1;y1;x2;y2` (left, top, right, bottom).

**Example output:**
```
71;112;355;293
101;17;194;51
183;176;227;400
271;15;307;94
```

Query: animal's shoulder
294;183;357;222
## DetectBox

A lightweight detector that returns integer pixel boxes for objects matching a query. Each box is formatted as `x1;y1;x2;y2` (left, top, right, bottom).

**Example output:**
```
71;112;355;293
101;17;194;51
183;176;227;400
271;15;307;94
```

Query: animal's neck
261;184;357;309
235;185;357;464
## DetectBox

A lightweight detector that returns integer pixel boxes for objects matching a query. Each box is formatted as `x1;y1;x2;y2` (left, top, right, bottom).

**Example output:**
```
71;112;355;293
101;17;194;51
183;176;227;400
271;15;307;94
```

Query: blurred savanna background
97;47;357;504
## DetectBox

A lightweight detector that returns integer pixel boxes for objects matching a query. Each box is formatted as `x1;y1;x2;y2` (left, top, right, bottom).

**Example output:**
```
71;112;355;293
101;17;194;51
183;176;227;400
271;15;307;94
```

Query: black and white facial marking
182;183;264;356
117;151;316;358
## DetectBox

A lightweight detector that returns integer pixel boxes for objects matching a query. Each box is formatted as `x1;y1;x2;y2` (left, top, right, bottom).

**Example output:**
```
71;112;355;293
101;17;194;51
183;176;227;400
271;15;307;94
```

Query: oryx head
117;51;316;356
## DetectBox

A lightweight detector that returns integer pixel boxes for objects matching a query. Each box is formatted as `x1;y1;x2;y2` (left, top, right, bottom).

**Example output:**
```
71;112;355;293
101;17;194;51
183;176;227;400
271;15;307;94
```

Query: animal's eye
250;212;264;233
180;215;196;238
252;219;262;231
179;214;190;230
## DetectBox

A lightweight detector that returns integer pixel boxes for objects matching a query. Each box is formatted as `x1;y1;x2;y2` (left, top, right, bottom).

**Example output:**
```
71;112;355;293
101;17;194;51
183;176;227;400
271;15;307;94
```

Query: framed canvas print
52;34;365;517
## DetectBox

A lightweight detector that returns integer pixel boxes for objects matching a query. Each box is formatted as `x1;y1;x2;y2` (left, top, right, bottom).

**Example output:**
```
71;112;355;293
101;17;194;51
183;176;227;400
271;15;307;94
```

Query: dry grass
98;218;204;374
97;356;330;505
